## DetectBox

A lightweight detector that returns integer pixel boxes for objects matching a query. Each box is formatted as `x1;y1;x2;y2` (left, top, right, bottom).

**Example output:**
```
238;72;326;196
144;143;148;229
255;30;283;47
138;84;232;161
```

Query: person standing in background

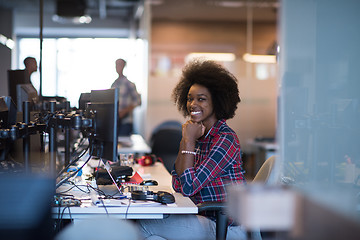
23;56;38;85
111;58;141;136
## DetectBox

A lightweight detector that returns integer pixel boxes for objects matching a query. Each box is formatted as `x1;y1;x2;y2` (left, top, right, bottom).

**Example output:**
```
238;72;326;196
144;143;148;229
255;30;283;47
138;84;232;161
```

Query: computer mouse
140;179;158;186
156;191;175;204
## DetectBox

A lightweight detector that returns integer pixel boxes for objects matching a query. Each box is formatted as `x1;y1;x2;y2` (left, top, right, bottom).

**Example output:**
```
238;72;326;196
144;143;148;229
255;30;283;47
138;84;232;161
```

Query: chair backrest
150;126;182;173
252;155;276;183
150;128;182;154
151;120;182;134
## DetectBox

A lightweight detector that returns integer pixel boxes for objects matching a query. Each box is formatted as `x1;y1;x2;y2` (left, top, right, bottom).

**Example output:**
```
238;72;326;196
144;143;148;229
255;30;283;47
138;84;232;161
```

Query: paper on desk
118;136;133;147
96;199;163;207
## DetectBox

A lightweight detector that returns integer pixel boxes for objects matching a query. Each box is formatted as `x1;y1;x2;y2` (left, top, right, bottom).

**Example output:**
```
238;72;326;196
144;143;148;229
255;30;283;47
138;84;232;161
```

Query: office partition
278;0;360;223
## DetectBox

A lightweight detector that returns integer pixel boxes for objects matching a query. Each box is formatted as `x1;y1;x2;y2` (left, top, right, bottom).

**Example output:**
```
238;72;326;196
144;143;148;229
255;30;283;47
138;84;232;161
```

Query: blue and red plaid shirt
171;119;246;205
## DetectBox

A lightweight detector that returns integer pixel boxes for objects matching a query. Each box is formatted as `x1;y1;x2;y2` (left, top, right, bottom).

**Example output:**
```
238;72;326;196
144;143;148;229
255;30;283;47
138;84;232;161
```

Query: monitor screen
78;92;91;111
16;84;39;112
0;97;17;162
7;70;28;107
0;98;9;128
86;88;119;162
0;98;9;157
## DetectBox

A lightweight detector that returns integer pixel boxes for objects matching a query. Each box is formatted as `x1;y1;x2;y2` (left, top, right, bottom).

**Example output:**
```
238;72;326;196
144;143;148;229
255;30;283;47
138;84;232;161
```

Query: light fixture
242;53;276;64
215;1;245;8
243;2;277;66
185;52;236;62
0;34;14;49
52;14;92;24
53;0;91;24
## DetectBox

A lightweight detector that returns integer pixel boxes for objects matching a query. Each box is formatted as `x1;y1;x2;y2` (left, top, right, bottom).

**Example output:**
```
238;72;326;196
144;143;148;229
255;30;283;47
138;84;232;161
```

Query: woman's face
186;84;217;127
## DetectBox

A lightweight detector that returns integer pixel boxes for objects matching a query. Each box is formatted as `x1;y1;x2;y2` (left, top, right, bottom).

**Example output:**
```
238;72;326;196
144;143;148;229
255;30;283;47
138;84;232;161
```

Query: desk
247;139;278;177
53;162;197;221
118;134;151;156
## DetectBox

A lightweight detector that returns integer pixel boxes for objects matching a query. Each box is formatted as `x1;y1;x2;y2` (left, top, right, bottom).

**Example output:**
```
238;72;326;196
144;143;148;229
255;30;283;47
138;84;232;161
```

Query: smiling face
187;84;217;129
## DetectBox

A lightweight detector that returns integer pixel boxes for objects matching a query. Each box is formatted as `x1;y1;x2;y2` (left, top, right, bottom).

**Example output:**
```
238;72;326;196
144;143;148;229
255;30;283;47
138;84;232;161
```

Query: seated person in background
138;59;248;240
111;58;141;136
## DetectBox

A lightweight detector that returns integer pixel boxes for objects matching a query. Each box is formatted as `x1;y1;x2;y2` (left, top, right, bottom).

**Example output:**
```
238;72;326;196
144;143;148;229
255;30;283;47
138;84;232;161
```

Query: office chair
150;121;182;173
151;120;182;134
197;155;277;240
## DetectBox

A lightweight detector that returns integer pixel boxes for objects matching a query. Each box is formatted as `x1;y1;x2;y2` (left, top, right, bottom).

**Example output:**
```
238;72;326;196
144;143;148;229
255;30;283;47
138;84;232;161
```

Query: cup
120;153;134;166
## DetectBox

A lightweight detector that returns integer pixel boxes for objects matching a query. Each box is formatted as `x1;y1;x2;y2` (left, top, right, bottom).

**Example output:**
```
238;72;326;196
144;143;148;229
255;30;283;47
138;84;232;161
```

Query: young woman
138;60;247;240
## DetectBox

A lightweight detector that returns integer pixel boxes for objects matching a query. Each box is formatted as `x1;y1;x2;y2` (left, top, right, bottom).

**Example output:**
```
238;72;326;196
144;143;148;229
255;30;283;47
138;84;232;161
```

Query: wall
1;6;278;155
147;19;278;153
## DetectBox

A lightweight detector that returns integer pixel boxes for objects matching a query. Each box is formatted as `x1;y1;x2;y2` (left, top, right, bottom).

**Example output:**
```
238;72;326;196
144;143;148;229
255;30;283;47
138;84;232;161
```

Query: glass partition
279;0;360;221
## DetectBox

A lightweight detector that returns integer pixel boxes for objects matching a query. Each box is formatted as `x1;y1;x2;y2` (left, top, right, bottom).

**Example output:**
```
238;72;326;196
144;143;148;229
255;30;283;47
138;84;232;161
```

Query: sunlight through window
19;38;145;108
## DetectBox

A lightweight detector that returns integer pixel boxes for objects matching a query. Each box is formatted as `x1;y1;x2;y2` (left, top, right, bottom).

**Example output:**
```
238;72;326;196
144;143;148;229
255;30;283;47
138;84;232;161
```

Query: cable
55;202;62;233
56;149;93;189
56;205;70;233
57;182;91;195
56;145;89;179
69;136;88;159
125;198;131;219
156;156;164;165
99;198;109;216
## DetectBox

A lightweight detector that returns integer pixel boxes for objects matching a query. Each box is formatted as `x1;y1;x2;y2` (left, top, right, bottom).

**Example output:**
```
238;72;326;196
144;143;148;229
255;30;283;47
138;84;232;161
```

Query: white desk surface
118;134;151;155
53;162;197;220
247;139;278;151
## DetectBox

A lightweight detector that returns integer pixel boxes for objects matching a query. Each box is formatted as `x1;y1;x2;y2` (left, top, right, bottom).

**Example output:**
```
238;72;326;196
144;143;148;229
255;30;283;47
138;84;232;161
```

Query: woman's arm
174;120;204;175
174;133;240;197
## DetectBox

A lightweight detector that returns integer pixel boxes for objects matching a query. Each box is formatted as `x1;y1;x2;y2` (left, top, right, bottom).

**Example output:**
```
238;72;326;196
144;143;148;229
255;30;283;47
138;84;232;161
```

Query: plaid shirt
171;119;246;205
111;76;141;124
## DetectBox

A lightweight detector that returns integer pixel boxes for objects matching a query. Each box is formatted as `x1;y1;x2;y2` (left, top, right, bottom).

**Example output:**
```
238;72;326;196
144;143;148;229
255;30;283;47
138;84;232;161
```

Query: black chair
197;202;229;240
151;120;182;134
150;121;182;173
197;156;277;240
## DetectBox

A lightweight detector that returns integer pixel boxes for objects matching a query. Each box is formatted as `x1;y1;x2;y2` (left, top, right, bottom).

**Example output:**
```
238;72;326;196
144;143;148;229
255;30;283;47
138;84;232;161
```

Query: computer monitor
86;88;119;162
7;70;28;106
78;92;91;111
0;97;17;163
16;84;39;112
0;98;9;161
0;98;9;128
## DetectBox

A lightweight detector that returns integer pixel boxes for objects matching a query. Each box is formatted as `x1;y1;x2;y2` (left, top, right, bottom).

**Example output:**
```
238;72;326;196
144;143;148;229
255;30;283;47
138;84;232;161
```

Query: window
18;38;146;108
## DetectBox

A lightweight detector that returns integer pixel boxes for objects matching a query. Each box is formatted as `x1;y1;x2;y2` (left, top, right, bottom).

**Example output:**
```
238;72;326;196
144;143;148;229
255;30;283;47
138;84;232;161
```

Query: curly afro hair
172;59;241;120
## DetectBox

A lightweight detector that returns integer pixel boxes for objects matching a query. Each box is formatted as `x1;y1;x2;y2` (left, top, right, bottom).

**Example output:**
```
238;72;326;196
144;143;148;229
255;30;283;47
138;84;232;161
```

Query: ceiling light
52;14;92;24
242;53;276;64
0;34;14;49
215;1;245;8
186;52;236;62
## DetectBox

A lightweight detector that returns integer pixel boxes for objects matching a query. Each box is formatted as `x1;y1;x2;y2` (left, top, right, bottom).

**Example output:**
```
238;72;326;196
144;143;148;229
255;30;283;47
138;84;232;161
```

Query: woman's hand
182;120;205;142
174;120;204;176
